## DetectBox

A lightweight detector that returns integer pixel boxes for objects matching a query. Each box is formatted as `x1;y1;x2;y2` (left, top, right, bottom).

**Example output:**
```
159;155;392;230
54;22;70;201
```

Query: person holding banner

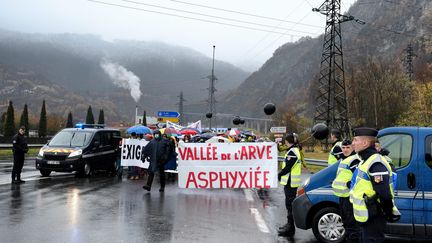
277;133;302;237
142;130;173;192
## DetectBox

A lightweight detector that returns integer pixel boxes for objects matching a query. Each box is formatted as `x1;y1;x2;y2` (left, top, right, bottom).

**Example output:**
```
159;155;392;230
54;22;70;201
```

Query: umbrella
180;128;200;135
205;136;230;143
228;129;241;136
161;127;179;136
126;125;152;135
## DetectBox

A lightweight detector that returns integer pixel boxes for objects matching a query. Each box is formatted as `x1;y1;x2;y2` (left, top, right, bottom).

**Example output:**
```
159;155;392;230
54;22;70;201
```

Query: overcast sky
0;0;356;71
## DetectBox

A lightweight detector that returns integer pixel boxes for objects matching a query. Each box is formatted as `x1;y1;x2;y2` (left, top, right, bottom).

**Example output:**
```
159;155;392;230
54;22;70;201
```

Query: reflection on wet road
0;161;317;242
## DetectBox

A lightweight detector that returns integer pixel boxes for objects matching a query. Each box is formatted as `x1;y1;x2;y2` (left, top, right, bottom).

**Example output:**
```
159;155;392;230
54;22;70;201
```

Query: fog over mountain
0;29;249;122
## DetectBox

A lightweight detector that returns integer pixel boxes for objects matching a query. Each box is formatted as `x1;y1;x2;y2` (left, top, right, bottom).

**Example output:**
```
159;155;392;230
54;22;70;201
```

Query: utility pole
312;0;364;138
177;91;186;125
404;43;415;80
207;45;217;130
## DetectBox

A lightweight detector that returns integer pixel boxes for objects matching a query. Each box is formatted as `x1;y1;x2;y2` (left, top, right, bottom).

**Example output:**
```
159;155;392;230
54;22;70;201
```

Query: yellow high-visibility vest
332;154;359;197
350;154;400;222
280;147;302;187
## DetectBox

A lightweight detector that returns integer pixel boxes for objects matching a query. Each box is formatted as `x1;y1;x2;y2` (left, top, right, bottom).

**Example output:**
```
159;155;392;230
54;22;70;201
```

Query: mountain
0;29;249;121
221;0;432;118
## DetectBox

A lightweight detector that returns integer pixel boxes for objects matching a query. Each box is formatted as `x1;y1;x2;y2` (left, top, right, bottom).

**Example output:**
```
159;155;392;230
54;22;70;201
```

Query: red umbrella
180;128;199;135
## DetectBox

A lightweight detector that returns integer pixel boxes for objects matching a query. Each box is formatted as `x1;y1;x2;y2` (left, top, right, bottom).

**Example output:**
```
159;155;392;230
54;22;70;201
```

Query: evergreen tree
98;109;105;124
66;112;73;128
19;104;29;136
0;112;6;134
142;110;147;126
86;106;95;124
4;101;15;137
38;100;47;138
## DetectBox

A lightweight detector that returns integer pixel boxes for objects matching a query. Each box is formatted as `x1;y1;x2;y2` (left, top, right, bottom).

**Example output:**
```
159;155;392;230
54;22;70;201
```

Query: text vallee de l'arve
178;144;274;161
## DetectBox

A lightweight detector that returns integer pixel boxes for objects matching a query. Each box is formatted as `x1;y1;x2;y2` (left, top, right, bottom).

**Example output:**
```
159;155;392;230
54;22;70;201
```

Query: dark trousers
339;197;360;243
145;163;165;189
360;212;386;243
284;183;297;234
12;153;25;181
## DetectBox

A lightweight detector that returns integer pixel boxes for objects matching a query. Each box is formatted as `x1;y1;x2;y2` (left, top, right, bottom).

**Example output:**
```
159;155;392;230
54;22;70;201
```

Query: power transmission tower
312;0;364;137
207;45;217;130
404;43;415;80
177;91;186;125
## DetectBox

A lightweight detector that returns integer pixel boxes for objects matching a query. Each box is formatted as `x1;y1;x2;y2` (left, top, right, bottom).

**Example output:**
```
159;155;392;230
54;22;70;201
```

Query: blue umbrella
126;125;152;135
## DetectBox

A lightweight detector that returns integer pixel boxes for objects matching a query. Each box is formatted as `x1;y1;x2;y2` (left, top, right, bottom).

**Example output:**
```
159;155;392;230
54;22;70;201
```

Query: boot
17;175;25;183
159;187;165;192
142;185;151;191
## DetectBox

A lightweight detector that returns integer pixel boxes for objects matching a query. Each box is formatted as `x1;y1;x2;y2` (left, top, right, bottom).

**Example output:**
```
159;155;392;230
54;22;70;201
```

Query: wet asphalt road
0;159;318;243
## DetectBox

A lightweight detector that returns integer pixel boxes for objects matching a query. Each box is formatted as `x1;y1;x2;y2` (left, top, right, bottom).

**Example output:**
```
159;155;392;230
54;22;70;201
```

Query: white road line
244;188;254;202
244;189;270;234
250;208;270;233
0;172;75;185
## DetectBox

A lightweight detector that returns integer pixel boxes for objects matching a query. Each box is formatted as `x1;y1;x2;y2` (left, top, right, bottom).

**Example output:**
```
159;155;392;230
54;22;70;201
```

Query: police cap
352;127;378;137
341;139;352;146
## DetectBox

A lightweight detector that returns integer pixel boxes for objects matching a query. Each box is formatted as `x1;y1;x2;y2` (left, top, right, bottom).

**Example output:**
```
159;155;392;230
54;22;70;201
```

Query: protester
142;130;173;192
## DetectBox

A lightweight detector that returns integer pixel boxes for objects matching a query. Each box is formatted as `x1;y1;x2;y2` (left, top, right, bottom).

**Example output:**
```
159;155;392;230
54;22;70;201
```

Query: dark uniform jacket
12;133;28;155
142;137;172;173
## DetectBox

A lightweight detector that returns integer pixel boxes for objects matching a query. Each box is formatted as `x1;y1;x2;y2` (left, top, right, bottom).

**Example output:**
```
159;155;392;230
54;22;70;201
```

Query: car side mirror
46;140;51;145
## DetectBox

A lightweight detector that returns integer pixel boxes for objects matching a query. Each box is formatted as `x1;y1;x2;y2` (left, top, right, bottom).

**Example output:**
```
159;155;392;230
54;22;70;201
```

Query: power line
238;10;314;68
87;0;312;37
169;0;323;29
238;0;309;65
123;0;317;35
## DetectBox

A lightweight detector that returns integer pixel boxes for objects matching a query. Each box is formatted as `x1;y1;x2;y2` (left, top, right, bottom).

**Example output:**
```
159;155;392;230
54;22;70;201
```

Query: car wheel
83;161;92;177
312;207;345;243
40;169;51;177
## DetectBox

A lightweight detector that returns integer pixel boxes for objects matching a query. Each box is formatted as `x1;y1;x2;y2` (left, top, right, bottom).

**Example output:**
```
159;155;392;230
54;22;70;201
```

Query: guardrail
278;156;327;167
0;144;45;149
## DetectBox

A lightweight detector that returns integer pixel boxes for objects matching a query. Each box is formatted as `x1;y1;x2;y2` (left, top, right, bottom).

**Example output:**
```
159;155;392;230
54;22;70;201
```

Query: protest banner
177;142;278;189
121;139;149;168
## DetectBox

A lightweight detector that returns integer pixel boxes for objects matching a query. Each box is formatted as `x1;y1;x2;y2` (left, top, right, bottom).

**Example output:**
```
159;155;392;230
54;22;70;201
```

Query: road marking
244;189;254;202
244;189;270;234
0;171;75;186
250;208;270;233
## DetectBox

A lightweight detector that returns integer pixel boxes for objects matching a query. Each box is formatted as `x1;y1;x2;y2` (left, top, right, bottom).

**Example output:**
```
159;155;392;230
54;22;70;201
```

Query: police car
35;124;121;177
292;127;432;242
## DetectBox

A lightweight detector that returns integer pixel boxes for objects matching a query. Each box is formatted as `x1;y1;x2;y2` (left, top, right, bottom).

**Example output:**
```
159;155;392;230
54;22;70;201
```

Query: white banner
177;142;278;189
121;139;150;168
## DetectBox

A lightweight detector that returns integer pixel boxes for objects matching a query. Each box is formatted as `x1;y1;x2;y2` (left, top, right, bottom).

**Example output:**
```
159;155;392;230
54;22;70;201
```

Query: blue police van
292;127;432;242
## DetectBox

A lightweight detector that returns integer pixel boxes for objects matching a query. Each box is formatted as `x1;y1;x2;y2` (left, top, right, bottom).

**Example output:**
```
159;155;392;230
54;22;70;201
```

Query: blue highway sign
157;111;180;118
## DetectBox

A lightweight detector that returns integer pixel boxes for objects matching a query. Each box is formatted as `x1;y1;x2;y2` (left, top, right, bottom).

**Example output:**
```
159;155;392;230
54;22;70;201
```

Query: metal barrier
0;144;45;149
278;156;327;167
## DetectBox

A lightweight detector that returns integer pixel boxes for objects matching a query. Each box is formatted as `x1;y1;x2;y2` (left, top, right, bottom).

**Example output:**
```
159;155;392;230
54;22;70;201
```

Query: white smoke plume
100;60;142;103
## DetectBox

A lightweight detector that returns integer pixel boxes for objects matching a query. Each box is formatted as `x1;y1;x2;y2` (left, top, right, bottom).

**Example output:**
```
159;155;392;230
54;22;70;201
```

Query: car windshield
49;131;93;147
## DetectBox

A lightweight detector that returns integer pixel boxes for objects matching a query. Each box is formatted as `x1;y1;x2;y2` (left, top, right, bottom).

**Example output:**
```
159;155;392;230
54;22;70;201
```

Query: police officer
278;133;302;237
350;127;400;242
332;139;360;242
12;126;28;184
328;129;343;166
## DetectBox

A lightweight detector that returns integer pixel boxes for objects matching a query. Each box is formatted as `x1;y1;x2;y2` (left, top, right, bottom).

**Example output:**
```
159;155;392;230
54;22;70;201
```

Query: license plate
47;161;60;165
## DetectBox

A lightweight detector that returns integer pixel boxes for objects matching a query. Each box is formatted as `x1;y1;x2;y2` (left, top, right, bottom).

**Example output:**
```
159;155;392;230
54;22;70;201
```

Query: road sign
270;127;286;133
157;111;180;118
157;117;179;123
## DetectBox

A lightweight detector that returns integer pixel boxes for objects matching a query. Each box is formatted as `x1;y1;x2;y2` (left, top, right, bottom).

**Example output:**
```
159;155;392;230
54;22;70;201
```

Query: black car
35;125;121;177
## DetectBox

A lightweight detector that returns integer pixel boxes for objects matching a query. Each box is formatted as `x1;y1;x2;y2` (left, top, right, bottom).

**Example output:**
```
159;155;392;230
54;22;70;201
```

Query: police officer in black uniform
351;127;400;242
12;126;28;184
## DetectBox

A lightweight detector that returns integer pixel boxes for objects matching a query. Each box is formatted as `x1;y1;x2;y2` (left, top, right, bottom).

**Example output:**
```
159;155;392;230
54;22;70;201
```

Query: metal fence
278;156;327;167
